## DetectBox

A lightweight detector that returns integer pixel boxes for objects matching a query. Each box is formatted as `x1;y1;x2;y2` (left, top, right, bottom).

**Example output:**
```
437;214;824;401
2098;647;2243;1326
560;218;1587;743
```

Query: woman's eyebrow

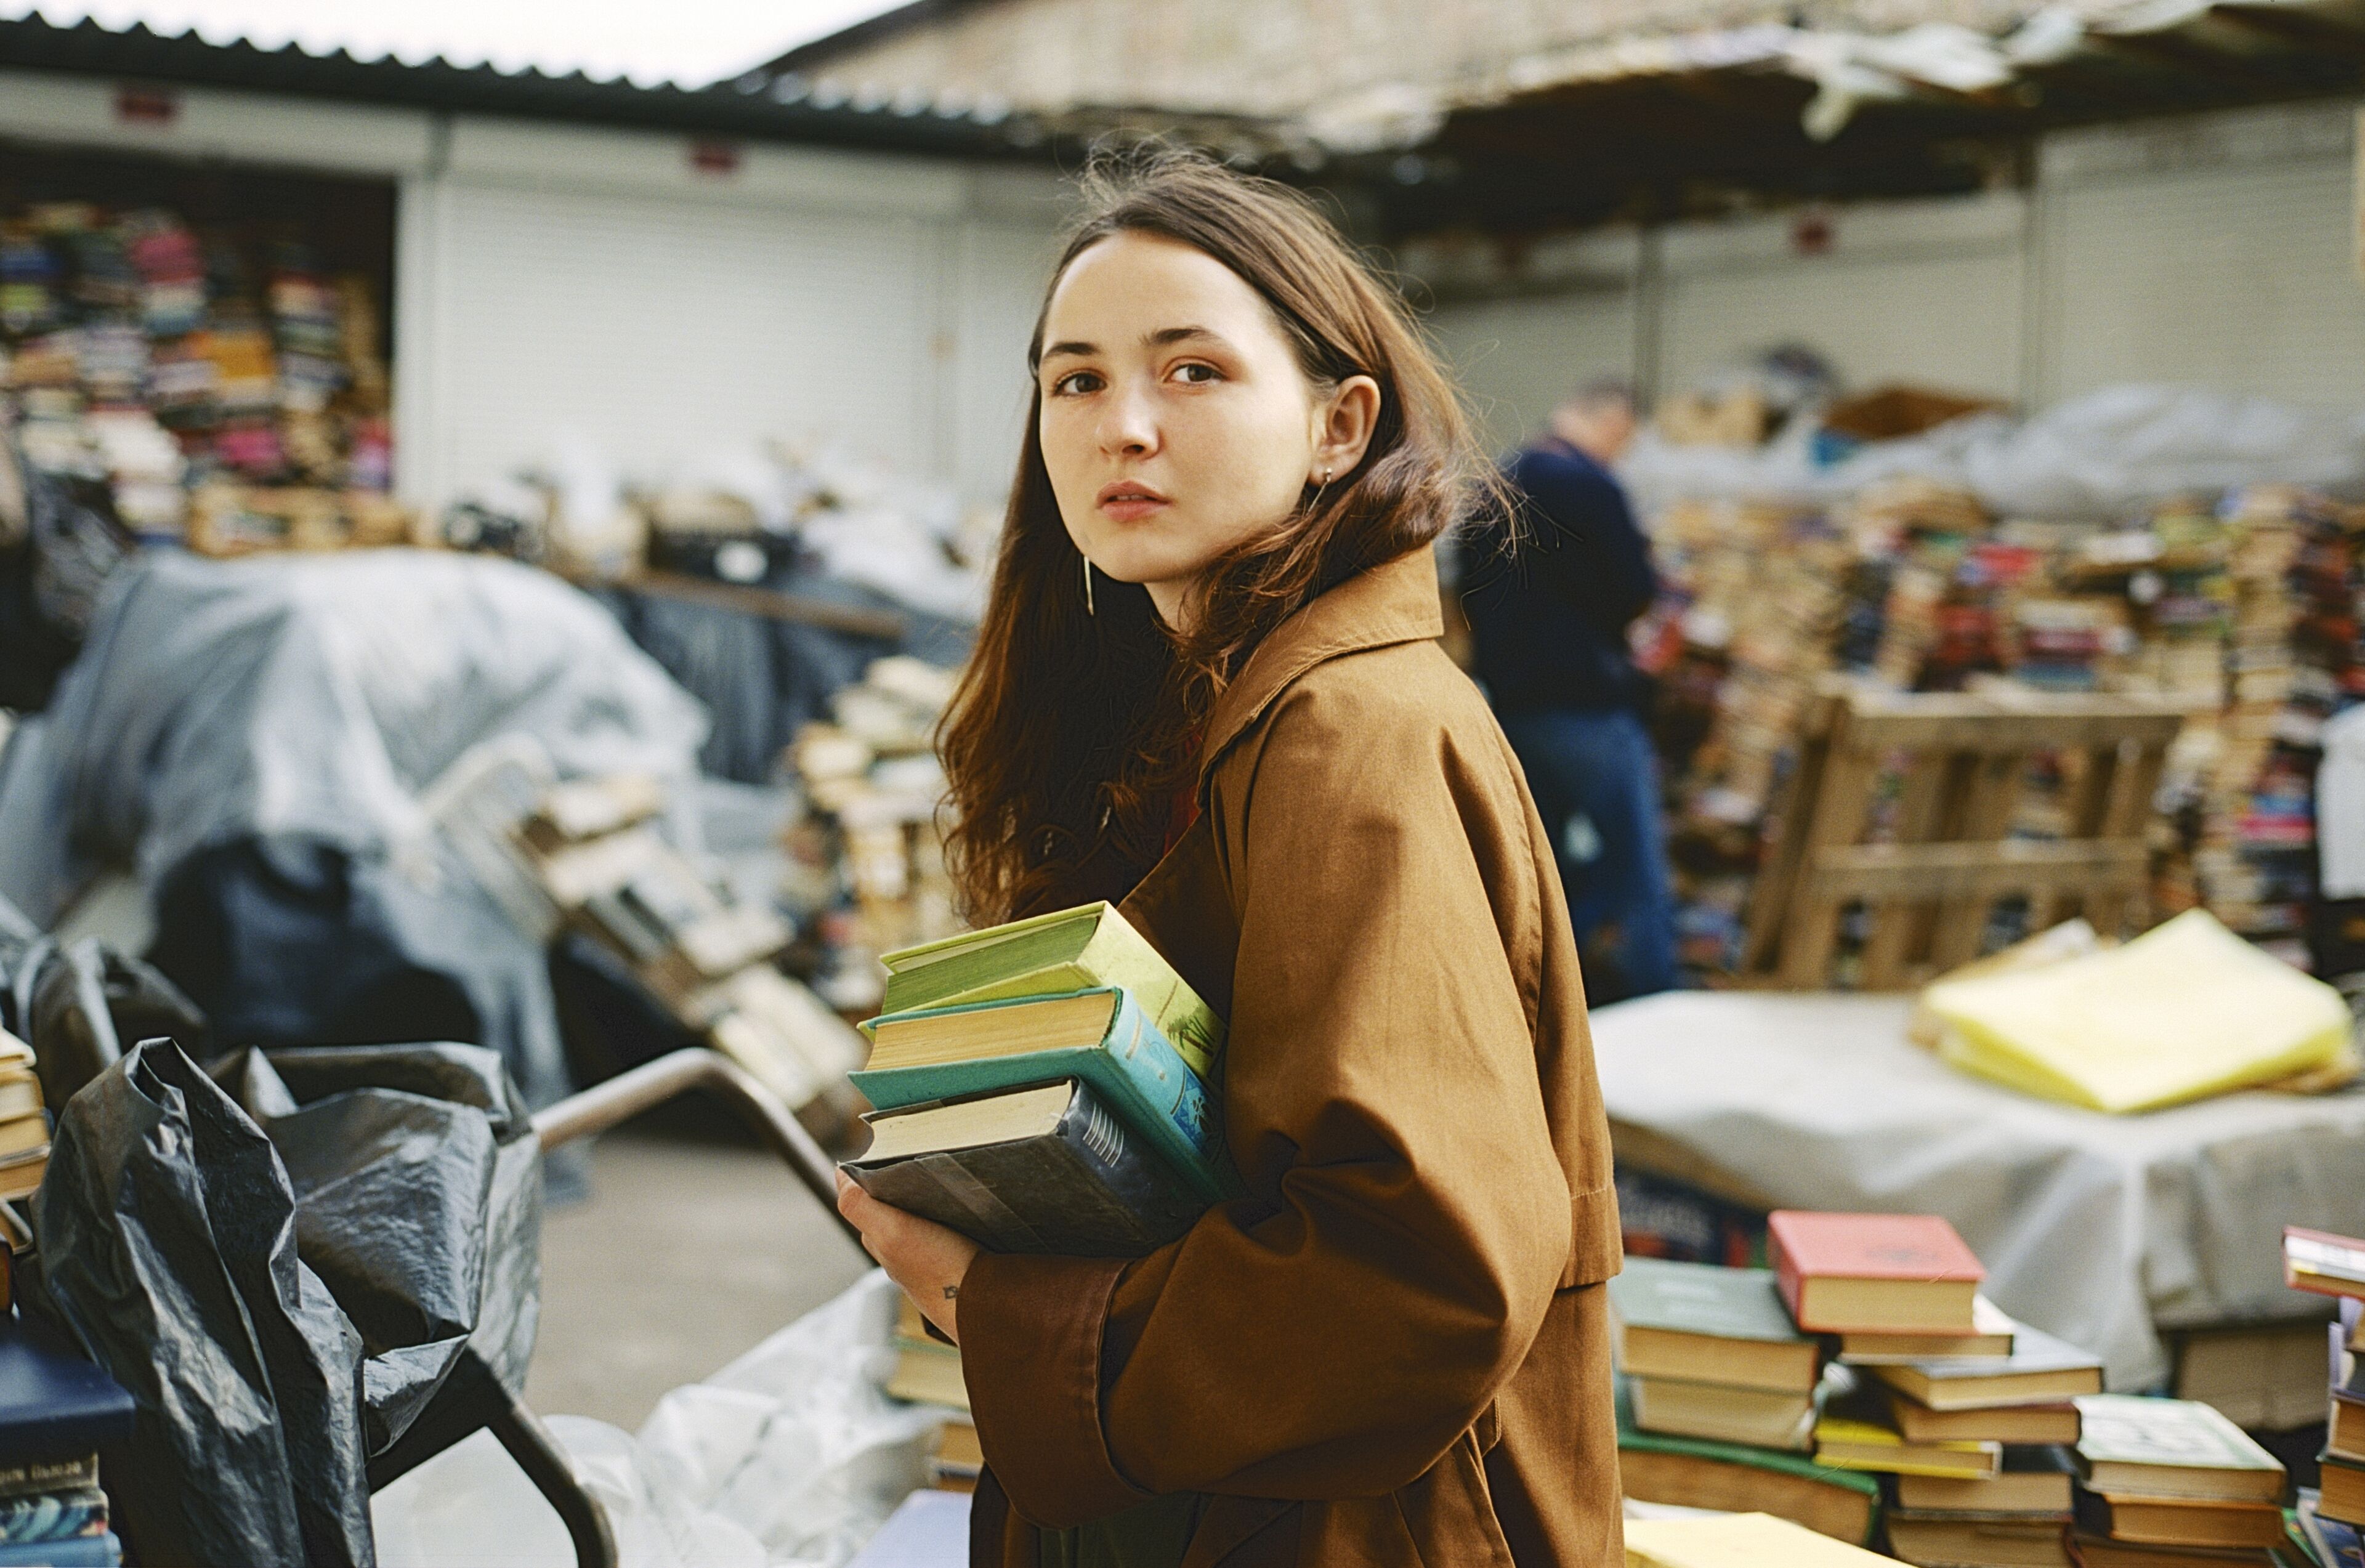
1040;339;1096;363
1147;325;1224;349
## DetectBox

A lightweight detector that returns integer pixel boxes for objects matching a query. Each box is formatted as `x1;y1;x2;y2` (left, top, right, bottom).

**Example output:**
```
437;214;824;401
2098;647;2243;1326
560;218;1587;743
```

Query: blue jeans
1500;708;1680;1000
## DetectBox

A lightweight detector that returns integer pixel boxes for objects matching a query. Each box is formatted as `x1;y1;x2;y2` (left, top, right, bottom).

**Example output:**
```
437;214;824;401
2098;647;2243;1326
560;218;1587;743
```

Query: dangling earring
1082;552;1096;616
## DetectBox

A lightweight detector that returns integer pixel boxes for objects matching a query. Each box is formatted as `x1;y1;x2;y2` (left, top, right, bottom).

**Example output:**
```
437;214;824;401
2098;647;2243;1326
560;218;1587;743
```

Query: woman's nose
1098;382;1157;458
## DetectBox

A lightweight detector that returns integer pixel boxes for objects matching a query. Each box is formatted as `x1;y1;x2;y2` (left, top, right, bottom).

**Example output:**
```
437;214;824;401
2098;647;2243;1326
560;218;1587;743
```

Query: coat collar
1199;546;1445;780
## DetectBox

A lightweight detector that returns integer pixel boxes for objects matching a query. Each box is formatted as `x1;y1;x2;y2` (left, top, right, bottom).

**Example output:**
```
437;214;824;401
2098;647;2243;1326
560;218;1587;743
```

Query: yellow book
1922;910;2355;1113
1624;1511;1894;1567
1812;1416;1999;1479
875;902;1221;1077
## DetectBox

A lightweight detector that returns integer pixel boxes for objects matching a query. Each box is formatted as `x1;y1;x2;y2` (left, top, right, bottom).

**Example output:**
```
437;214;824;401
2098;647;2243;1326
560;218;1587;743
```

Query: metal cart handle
529;1046;860;1243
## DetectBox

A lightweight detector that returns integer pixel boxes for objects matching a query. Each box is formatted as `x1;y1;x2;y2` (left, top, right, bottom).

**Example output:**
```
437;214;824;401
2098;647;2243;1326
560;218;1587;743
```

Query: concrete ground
525;1111;873;1430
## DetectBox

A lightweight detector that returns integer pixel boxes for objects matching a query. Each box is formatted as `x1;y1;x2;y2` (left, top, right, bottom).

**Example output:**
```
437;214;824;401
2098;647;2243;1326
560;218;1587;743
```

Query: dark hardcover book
0;1486;105;1545
843;1079;1205;1257
0;1324;131;1466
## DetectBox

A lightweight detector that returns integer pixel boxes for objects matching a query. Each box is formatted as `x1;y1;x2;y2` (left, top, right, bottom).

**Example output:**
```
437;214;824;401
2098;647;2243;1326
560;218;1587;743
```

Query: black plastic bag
4;936;208;1111
31;1038;543;1567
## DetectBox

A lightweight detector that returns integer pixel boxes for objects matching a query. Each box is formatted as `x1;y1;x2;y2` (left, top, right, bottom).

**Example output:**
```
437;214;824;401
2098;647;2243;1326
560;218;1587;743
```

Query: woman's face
1035;231;1375;631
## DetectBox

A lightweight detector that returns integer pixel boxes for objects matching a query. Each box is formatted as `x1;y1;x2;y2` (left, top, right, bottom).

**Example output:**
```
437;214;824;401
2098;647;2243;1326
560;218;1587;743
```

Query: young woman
836;151;1624;1566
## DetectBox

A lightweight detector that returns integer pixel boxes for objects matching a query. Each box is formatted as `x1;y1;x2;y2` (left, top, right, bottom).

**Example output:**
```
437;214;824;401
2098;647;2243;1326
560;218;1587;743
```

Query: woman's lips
1099;496;1168;522
1096;482;1171;523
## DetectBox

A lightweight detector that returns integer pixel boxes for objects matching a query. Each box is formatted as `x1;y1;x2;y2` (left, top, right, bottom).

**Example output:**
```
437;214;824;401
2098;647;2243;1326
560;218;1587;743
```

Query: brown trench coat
958;546;1626;1567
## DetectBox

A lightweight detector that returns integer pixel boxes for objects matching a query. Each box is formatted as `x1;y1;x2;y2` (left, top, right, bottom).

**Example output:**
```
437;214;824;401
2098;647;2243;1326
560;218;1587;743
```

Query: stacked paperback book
2285;1226;2365;1553
848;902;1231;1427
2068;1394;2289;1567
1612;1210;2111;1566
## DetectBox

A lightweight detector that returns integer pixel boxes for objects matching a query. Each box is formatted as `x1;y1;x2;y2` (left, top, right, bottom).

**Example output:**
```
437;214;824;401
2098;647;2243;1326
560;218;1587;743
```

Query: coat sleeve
959;674;1575;1524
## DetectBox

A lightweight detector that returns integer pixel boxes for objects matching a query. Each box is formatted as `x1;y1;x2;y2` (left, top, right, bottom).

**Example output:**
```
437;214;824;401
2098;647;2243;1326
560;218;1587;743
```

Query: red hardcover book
1768;1211;1984;1335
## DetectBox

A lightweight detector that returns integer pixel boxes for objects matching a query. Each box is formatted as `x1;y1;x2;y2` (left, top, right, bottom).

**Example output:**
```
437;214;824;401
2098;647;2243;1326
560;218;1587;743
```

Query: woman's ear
1311;374;1381;482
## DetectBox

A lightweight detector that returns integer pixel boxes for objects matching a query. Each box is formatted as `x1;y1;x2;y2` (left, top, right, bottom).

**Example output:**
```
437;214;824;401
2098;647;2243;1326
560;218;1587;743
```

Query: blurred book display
0;196;399;549
509;775;861;1112
1644;483;2365;982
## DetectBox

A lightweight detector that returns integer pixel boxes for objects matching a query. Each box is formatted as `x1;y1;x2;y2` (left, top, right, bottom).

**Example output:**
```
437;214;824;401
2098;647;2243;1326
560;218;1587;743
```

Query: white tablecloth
1592;990;2365;1389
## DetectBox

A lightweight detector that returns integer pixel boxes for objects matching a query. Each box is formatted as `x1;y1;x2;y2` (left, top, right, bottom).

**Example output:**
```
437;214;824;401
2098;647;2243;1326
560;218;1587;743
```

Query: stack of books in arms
844;903;1229;1426
0;1320;135;1566
1773;1210;2103;1568
2069;1395;2289;1567
2285;1226;2365;1564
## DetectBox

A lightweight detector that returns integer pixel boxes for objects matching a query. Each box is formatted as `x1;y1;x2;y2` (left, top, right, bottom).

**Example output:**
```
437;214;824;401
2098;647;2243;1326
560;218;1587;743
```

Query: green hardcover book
2074;1395;2287;1503
1610;1257;1822;1394
1614;1380;1882;1546
853;988;1233;1202
876;903;1223;1077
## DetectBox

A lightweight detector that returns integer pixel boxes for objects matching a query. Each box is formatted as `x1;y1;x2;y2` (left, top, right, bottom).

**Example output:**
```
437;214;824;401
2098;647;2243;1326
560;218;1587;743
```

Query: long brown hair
939;147;1492;924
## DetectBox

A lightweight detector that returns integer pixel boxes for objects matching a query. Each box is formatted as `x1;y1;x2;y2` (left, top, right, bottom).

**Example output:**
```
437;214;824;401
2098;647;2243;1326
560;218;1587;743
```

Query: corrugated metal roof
0;10;1056;158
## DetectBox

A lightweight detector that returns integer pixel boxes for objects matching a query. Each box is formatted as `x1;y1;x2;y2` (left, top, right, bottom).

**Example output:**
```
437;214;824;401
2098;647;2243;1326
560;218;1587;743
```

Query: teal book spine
852;988;1234;1201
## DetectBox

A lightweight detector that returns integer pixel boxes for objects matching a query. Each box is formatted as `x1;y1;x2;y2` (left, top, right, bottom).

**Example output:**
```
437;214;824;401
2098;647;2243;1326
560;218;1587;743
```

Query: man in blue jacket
1458;380;1677;999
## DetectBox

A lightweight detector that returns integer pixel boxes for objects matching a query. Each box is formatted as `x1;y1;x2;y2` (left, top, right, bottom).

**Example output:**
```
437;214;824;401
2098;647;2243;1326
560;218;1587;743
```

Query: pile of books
0;1320;135;1566
2286;1226;2365;1551
882;1295;981;1493
507;775;863;1113
2069;1394;2288;1566
1777;1211;2102;1568
1611;1208;2114;1566
0;1030;46;1205
1611;1255;1881;1546
847;902;1229;1391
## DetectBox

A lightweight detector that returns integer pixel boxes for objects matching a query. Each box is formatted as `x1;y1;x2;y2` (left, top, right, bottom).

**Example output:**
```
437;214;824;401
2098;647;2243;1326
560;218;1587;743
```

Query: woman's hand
836;1173;982;1344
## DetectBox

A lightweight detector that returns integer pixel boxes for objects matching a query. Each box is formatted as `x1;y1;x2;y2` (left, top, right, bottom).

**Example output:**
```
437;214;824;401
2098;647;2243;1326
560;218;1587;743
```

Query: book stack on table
1770;1211;2104;1568
0;1320;134;1566
2284;1227;2365;1548
1609;1256;1881;1547
846;903;1231;1409
2068;1395;2289;1567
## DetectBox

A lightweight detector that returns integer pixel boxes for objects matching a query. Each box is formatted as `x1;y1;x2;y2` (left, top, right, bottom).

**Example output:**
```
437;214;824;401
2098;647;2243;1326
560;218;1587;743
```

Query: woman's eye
1170;362;1220;384
1050;370;1103;396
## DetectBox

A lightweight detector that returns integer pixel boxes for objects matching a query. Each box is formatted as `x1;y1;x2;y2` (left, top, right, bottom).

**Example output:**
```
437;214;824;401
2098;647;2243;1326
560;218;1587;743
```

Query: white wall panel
0;70;432;175
422;179;938;500
1426;291;1637;454
952;219;1061;508
2039;156;2365;411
